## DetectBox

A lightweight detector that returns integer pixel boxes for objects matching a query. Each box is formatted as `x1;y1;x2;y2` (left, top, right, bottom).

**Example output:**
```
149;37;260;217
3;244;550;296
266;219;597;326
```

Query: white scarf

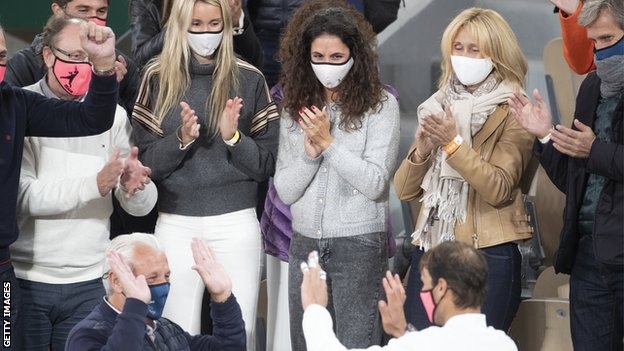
412;74;517;251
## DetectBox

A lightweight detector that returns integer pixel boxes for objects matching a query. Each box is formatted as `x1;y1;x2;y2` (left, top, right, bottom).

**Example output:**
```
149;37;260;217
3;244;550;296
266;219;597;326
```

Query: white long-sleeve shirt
11;79;157;284
302;304;518;351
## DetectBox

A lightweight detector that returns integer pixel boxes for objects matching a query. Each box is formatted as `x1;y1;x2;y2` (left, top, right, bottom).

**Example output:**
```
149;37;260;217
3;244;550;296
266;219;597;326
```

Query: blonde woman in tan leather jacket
394;7;534;333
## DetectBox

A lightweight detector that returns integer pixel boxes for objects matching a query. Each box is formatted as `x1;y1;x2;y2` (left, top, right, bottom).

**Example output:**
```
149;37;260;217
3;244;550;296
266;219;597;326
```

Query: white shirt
11;79;158;284
302;304;518;351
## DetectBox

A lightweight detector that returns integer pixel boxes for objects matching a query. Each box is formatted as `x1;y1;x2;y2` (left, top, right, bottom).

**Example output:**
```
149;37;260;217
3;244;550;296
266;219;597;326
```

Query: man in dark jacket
66;234;246;351
0;21;119;351
509;1;623;350
5;0;139;115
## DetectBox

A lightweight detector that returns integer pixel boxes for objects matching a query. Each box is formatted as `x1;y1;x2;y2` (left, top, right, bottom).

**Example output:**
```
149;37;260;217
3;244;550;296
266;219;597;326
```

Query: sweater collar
39;76;58;100
190;56;215;76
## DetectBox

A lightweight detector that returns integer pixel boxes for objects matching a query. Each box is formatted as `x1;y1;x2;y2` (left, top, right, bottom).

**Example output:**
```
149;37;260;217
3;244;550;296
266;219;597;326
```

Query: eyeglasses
52;46;89;62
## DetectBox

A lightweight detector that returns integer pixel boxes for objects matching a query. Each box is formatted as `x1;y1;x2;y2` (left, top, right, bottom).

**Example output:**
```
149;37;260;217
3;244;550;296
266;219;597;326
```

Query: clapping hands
298;105;333;158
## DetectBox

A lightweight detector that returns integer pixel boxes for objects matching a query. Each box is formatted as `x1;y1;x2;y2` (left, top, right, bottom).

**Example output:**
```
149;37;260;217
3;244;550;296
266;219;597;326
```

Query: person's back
300;241;518;351
384;314;517;350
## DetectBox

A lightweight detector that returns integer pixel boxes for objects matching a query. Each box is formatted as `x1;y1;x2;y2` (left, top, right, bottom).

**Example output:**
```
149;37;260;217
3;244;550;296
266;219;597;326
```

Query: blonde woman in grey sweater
131;0;279;348
274;6;400;350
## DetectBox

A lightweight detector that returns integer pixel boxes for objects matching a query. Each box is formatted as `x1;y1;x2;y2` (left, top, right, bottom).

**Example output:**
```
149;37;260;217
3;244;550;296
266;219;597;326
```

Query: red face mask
88;17;106;26
52;56;92;97
0;64;6;83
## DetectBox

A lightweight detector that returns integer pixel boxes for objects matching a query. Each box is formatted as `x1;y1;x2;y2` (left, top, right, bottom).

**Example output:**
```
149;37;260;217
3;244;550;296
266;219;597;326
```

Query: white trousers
266;255;292;351
155;209;262;351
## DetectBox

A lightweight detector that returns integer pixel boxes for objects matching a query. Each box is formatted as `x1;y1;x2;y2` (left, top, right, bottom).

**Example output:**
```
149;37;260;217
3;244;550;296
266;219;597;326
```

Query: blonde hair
144;0;239;139
438;8;527;89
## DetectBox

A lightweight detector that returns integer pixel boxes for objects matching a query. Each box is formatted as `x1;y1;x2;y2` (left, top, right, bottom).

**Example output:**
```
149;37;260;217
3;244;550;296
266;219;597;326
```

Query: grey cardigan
274;93;400;238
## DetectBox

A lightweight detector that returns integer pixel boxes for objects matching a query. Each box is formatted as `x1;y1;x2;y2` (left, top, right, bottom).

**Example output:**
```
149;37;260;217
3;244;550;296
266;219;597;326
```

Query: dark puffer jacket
248;0;305;33
66;296;246;351
130;0;263;69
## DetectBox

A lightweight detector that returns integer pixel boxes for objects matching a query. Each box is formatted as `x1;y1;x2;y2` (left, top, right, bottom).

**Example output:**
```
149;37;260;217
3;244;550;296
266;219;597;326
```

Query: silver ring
320;270;327;280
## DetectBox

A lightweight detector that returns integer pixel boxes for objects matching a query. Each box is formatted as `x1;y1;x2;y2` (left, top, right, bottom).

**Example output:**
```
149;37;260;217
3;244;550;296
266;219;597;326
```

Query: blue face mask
146;282;170;320
594;35;624;61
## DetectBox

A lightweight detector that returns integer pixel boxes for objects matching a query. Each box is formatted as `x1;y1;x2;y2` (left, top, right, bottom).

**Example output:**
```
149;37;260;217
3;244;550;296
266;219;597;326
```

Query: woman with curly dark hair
273;5;400;350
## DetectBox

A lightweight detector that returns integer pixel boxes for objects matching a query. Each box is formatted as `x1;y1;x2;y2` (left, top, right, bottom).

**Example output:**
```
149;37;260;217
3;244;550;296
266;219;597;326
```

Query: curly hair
278;2;385;131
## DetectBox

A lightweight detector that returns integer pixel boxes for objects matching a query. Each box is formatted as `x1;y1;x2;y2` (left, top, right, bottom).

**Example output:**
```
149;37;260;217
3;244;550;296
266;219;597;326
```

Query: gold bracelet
414;148;427;162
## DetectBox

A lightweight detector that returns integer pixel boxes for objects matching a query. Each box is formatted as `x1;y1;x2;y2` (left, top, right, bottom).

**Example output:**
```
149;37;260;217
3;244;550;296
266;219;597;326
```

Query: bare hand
300;251;328;311
551;119;596;158
114;55;127;83
411;124;435;163
179;101;200;146
420;107;457;147
508;89;553;139
120;146;152;198
303;134;323;159
98;147;124;196
299;105;333;151
191;238;232;303
549;0;579;16
107;250;151;304
378;271;407;338
80;21;116;71
220;97;243;141
229;0;243;28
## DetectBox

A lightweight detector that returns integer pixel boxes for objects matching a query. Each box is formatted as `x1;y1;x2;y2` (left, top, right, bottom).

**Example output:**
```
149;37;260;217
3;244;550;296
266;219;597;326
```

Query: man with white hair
65;234;246;350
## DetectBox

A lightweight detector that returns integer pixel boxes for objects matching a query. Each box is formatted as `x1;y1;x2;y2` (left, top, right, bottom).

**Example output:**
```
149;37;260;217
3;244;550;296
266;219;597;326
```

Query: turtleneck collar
189;56;216;76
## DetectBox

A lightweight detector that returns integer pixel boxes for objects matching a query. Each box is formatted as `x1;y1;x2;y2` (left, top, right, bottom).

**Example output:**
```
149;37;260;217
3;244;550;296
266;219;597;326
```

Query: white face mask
187;30;224;57
450;55;494;86
310;57;354;89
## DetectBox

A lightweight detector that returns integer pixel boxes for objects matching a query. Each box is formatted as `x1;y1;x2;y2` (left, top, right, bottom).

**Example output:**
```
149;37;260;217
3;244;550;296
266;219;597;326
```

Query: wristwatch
92;66;115;76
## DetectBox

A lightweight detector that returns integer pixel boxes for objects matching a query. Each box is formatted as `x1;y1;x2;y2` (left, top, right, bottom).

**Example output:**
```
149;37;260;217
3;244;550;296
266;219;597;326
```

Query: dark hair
52;0;111;7
279;3;385;131
419;241;488;309
37;15;83;62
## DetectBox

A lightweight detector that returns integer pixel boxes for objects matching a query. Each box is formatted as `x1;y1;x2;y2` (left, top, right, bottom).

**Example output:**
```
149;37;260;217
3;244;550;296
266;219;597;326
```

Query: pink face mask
420;287;447;325
0;64;6;83
88;17;106;26
52;57;92;97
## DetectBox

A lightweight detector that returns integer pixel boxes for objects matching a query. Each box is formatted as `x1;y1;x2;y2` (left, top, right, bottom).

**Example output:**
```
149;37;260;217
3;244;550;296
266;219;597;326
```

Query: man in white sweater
299;241;518;351
10;16;156;351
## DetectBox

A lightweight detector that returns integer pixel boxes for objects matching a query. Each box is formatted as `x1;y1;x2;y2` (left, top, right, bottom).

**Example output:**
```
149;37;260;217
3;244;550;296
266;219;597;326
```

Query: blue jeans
289;232;388;350
0;263;22;351
18;278;105;351
570;234;623;351
405;242;521;331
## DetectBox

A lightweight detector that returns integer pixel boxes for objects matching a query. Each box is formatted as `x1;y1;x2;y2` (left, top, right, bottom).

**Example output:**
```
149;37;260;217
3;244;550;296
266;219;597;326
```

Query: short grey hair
102;233;164;294
579;0;624;30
